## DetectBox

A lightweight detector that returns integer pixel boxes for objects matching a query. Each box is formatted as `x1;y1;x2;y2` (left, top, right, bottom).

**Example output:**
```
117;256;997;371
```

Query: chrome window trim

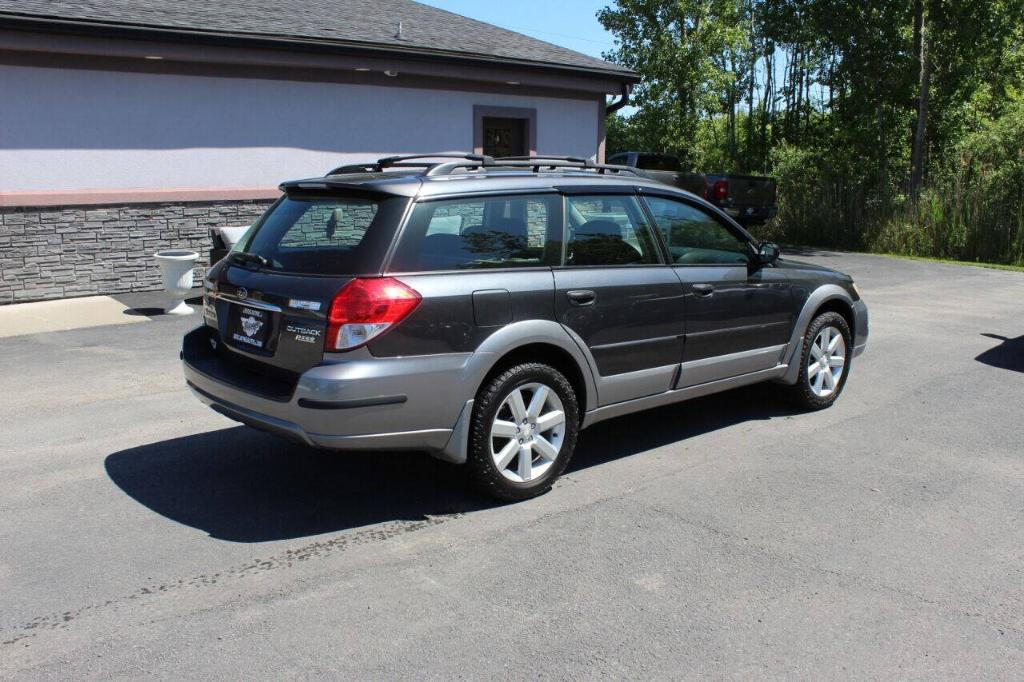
213;292;283;313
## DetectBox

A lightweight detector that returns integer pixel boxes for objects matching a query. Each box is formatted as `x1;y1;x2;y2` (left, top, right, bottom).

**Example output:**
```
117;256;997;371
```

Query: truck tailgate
726;175;776;206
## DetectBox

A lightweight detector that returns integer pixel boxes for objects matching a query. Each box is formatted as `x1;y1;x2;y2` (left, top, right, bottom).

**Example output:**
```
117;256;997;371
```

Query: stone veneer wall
0;200;275;305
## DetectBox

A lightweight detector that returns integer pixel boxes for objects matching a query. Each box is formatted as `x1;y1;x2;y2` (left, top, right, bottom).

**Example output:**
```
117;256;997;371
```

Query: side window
390;194;561;271
644;196;751;265
564;194;661;266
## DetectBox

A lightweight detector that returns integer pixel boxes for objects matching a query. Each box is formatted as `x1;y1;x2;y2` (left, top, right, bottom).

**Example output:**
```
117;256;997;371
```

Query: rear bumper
185;374;455;451
181;326;475;455
723;205;777;224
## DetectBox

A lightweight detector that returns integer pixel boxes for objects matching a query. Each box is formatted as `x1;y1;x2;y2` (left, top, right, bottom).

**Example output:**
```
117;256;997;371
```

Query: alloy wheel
807;325;846;397
489;382;566;483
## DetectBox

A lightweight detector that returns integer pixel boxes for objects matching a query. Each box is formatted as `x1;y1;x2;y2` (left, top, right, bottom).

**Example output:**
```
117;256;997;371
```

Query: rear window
389;194;562;271
237;194;403;274
636;154;682;171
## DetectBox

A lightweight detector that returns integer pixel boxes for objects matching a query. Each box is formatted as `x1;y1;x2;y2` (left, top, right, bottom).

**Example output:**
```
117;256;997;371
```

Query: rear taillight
326;277;421;351
713;180;729;201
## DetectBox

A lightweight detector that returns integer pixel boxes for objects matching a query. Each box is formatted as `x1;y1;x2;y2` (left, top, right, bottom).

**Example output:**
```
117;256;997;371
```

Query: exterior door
641;194;793;387
553;193;686;406
482;117;527;157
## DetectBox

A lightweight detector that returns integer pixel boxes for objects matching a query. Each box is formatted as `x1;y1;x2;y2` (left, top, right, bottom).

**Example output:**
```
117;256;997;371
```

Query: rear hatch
204;190;409;376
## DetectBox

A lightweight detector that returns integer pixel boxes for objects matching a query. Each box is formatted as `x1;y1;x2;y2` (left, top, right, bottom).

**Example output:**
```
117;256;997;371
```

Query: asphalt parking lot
1;250;1022;678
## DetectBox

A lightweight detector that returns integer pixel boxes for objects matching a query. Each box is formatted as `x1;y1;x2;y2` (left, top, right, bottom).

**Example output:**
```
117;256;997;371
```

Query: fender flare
469;319;600;409
780;284;856;385
436;319;599;464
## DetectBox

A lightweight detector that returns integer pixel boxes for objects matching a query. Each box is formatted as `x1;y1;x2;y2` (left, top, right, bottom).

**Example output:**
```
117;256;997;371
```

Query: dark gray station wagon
183;154;868;500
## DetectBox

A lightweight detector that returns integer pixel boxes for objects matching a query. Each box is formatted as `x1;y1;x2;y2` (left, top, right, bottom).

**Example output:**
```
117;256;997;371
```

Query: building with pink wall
0;0;636;302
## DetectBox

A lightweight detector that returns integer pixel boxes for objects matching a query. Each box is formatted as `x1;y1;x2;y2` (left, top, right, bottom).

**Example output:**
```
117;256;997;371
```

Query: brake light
326;277;421;351
713;180;729;201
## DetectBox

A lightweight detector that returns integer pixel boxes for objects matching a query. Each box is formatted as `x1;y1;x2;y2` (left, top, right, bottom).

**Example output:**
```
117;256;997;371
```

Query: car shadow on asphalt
976;333;1024;373
104;383;799;543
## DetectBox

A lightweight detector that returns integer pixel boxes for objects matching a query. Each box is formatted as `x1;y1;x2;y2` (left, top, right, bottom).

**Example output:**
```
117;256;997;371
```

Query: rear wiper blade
228;251;271;268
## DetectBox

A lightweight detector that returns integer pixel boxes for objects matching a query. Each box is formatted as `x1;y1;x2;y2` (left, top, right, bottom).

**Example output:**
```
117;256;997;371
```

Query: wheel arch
780;285;856;385
469;320;597;414
812;298;855;337
436;321;597;465
479;342;590;418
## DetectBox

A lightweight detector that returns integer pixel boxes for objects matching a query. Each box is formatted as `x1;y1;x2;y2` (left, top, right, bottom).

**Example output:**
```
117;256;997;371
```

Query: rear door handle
692;283;715;297
566;289;596;306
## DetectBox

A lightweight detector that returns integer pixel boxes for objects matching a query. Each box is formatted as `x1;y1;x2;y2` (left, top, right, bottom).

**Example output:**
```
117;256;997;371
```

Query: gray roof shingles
0;0;634;78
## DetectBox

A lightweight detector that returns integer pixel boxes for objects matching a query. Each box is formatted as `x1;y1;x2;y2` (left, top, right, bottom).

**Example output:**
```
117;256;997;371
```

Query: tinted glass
645;196;750;265
391;194;561;271
636;154;682;171
239;195;399;274
565;195;661;266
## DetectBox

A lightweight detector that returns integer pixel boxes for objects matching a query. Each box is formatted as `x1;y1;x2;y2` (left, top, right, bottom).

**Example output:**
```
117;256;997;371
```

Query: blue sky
417;0;618;62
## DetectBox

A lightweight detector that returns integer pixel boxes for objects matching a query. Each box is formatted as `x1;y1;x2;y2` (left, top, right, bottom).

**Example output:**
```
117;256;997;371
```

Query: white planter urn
154;249;200;315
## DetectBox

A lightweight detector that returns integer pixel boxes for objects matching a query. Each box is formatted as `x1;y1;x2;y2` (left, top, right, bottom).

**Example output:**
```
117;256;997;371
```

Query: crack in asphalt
641;502;1023;639
1;512;460;648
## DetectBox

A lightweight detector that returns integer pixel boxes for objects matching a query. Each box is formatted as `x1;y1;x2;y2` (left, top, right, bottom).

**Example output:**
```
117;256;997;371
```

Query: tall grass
870;176;1024;266
757;102;1024;267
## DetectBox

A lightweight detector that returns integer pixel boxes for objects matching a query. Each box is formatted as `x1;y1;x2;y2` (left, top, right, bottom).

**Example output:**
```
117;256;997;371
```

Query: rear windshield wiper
228;251;271;269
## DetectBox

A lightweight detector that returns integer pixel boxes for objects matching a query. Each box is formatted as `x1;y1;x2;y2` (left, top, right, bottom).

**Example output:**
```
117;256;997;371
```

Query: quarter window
564;195;661;266
644;196;751;265
391;194;561;271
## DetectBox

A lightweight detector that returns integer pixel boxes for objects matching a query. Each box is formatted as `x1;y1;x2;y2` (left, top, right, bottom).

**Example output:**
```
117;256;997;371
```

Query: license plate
228;305;271;350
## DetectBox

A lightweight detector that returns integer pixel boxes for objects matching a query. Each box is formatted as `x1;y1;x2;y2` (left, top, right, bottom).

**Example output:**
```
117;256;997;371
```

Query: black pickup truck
607;152;778;226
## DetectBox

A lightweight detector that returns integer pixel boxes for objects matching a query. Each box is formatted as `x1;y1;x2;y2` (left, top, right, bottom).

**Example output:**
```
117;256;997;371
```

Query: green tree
599;0;1024;264
599;0;748;169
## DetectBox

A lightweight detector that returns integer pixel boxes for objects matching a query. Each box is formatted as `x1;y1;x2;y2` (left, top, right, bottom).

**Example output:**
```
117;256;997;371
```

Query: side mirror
756;241;781;266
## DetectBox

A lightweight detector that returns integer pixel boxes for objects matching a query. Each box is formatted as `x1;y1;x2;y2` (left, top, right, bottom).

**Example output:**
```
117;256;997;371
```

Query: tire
787;311;853;410
466;363;580;501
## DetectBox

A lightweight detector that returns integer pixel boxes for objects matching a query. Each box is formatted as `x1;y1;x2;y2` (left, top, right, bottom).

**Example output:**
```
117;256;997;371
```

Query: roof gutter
0;14;641;84
605;83;632;115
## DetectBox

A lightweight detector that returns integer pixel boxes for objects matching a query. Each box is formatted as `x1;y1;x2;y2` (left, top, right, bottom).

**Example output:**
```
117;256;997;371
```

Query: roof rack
378;153;494;167
424;156;640;177
327;153;494;176
325;152;638;178
499;155;594;166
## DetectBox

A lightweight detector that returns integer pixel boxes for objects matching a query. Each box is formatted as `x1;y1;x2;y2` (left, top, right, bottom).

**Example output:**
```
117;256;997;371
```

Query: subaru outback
183;154;868;500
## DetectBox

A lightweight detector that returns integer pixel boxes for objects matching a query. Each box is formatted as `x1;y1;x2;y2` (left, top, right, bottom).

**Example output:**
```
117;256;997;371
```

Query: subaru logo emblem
237;287;248;300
